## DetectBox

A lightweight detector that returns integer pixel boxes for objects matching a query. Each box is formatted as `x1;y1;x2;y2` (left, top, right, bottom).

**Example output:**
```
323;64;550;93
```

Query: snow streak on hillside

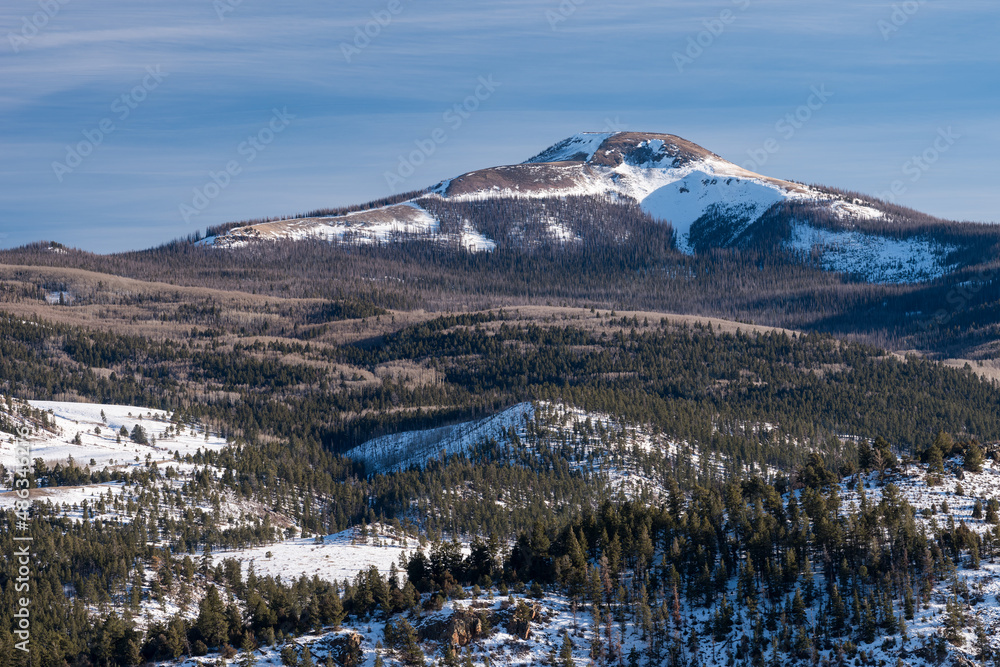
345;403;537;475
787;223;956;283
345;401;724;500
208;202;498;252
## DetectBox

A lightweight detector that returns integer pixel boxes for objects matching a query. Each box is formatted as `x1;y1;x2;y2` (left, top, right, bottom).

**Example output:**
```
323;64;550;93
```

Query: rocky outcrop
328;633;362;667
505;601;542;640
418;608;485;647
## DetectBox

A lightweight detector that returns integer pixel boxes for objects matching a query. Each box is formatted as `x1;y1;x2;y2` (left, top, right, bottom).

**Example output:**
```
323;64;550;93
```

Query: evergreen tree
559;631;575;667
964;441;985;473
240;634;258;667
196;585;229;648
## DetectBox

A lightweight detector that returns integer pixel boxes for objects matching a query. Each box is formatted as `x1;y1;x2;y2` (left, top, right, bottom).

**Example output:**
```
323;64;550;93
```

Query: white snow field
787;222;956;283
0;396;229;519
641;170;787;251
15;401;226;470
209;524;420;586
0;398;229;470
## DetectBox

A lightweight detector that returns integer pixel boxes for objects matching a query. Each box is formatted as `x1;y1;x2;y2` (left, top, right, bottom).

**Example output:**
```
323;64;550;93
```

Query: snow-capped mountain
205;131;963;283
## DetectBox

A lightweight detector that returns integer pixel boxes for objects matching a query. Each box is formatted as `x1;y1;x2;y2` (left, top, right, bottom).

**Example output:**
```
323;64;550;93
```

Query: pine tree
166;616;189;659
280;645;299;667
988;498;1000;524
196;585;229;648
964;441;985;473
559;631;575;667
830;584;847;633
975;620;992;662
929;432;952;472
240;634;258;667
791;589;806;626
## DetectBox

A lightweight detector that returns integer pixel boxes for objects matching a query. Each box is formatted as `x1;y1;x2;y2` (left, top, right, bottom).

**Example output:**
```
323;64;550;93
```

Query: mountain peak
523;132;618;163
525;131;720;169
206;129;958;283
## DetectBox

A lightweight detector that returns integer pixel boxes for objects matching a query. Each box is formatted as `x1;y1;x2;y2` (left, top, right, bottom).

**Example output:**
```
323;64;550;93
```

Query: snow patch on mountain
642;171;787;252
209;202;497;253
546;217;581;243
346;403;536;475
209;524;421;586
460;223;497;252
829;198;885;221
525;132;615;163
787;223;955;283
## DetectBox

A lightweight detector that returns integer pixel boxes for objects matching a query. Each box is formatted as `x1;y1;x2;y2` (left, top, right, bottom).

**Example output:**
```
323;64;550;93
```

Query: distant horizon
3;0;997;252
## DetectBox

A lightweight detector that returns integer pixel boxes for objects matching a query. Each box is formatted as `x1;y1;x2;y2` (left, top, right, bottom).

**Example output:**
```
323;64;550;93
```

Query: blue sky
1;0;997;252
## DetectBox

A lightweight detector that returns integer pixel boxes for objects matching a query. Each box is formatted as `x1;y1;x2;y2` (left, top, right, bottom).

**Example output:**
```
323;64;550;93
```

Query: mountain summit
431;131;844;252
206;131;959;283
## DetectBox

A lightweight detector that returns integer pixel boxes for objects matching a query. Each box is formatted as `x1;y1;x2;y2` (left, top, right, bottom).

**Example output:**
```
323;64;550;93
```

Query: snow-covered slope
524;131;615;163
345;403;536;475
208;202;498;251
430;131;888;253
209;524;421;586
203;130;966;283
787;223;956;283
642;171;787;252
0;396;233;521
345;401;730;500
158;452;1000;667
0;397;227;471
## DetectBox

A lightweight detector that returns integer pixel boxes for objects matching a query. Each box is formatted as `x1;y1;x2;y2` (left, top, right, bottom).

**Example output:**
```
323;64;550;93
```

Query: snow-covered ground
545;216;582;243
459;223;496;251
642;171;787;251
787;223;956;283
345;403;536;475
209;525;419;586
840;458;1000;535
155;562;1000;667
345;400;732;500
209;202;498;253
0;396;234;523
0;398;229;470
525;131;616;163
158;590;600;667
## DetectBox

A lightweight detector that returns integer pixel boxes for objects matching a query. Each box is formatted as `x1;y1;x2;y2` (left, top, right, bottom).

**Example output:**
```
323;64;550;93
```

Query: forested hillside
1;267;1000;666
